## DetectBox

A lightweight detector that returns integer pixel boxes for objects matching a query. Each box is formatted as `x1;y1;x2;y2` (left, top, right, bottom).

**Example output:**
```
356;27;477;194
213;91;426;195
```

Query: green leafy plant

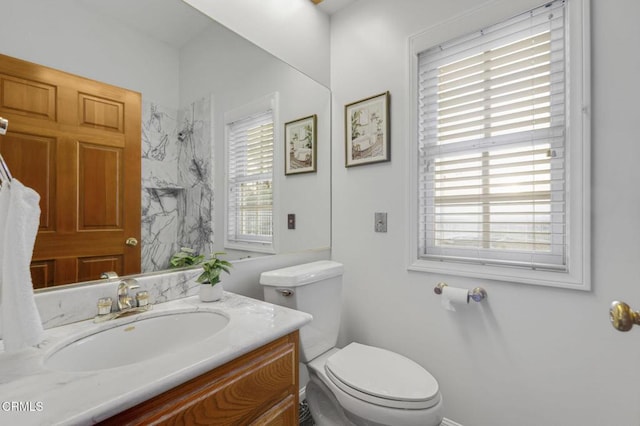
169;247;205;268
197;252;232;286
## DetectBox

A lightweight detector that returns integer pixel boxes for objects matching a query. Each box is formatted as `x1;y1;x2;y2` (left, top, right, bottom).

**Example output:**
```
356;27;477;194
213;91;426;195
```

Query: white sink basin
45;311;229;372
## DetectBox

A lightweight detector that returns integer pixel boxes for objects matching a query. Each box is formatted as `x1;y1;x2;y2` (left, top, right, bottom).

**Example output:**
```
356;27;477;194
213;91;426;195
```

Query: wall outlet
375;212;387;232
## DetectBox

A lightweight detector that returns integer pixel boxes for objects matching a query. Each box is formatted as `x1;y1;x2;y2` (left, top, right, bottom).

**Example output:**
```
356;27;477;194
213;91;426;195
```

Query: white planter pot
199;282;223;302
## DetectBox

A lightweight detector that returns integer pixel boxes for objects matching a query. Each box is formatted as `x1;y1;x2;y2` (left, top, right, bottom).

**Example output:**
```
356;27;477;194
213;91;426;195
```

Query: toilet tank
260;260;343;363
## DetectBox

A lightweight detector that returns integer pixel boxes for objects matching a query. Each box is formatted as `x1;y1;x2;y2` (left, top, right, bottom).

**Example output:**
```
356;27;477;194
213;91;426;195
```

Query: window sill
225;241;275;255
408;258;589;291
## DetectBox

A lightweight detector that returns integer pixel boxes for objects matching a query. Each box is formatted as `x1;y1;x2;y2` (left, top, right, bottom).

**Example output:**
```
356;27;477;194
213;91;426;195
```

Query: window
410;0;590;289
226;109;274;250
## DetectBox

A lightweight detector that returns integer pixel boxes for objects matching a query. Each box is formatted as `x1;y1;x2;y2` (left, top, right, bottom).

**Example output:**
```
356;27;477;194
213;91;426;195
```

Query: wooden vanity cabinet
99;331;299;425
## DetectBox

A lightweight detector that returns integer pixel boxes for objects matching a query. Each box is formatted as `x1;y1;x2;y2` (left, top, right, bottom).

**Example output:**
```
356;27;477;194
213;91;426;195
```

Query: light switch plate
375;212;387;232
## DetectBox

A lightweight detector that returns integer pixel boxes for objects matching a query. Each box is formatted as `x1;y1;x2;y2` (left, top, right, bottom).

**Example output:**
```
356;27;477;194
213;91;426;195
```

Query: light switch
288;214;296;229
375;212;387;232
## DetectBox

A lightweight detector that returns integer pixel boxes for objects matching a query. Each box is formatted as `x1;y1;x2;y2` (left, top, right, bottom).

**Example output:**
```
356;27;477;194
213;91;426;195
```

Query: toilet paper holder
433;282;487;302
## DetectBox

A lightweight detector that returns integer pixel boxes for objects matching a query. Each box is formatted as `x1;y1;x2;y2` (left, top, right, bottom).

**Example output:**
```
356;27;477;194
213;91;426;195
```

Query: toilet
260;260;443;426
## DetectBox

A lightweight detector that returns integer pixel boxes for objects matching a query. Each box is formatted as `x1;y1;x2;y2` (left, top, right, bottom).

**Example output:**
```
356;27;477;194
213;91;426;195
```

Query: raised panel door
0;53;141;288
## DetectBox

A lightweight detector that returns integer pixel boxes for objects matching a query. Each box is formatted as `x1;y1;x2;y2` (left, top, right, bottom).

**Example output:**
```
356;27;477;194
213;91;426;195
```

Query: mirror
0;0;331;284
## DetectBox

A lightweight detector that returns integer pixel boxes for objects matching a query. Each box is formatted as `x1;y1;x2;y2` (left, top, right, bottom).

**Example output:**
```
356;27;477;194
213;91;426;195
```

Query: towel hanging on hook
0;116;12;186
0;153;12;187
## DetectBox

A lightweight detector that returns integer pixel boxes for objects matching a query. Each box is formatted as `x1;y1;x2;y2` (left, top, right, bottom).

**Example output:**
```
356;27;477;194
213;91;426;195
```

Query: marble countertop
0;292;312;425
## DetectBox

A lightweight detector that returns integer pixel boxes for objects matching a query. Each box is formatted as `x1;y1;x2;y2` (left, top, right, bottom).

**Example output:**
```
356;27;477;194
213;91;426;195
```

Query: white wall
182;0;331;87
179;22;332;256
0;0;179;107
330;1;640;425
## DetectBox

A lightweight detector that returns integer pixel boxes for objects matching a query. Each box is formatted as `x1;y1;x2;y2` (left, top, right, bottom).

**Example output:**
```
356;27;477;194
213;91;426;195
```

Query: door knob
125;237;138;247
609;301;640;332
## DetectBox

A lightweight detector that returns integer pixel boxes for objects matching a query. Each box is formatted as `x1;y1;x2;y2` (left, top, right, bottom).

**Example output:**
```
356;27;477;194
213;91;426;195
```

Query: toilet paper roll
441;286;469;311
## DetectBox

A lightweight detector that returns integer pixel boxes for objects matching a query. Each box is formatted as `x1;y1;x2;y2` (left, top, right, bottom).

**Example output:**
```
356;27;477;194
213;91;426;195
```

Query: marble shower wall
177;98;214;261
142;101;180;272
141;97;213;272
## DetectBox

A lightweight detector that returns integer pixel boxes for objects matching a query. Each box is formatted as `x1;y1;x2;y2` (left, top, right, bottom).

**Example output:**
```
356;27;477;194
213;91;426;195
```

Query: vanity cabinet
99;331;299;425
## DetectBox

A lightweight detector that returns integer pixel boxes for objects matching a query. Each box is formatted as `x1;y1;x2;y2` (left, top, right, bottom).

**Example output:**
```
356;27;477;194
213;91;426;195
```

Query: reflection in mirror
0;0;331;289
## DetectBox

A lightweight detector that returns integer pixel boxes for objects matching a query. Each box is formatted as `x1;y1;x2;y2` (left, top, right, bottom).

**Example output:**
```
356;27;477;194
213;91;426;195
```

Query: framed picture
345;91;390;167
285;114;317;175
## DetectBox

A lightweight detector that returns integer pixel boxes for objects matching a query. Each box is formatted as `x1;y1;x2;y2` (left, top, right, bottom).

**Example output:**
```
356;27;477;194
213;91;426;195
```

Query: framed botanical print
285;114;317;175
345;91;390;167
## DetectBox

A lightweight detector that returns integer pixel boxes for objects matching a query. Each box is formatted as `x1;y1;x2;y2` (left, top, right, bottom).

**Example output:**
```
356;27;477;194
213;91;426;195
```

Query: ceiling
77;0;213;48
77;0;359;50
315;0;358;15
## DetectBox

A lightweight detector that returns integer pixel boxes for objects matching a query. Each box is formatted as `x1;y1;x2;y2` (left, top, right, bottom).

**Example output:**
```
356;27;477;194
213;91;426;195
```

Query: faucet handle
136;291;150;307
97;297;113;316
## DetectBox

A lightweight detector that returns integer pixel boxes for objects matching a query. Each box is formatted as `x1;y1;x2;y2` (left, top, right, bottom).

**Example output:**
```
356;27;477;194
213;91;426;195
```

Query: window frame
407;0;590;290
224;93;279;254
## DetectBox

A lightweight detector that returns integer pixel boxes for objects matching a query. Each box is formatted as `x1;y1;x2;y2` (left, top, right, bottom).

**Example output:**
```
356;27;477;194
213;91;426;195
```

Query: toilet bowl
308;345;443;426
260;261;443;426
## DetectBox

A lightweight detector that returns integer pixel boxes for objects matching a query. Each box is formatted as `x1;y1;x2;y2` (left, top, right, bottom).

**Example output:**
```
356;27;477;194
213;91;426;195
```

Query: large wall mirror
0;0;331;289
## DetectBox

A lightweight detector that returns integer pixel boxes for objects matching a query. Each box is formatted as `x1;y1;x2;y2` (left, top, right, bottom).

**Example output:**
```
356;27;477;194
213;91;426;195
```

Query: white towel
1;179;44;352
0;181;11;341
0;181;9;299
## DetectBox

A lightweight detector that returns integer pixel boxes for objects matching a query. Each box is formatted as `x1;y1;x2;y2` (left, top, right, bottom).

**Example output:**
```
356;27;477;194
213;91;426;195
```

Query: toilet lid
324;342;440;410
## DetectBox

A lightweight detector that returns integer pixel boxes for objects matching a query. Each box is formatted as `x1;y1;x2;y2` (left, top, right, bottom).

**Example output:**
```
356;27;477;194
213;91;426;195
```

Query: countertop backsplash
0;248;330;338
33;268;202;331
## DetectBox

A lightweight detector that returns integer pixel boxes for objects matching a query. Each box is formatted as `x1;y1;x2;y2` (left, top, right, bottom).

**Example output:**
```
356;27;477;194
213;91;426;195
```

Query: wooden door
0;54;141;287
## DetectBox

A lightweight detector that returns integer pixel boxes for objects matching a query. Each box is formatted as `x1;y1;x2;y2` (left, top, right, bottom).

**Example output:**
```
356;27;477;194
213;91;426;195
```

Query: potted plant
168;247;204;268
197;252;232;302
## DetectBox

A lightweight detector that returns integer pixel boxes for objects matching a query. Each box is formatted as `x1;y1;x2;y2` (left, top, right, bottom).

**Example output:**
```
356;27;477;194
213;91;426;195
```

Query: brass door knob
609;301;640;332
125;237;138;247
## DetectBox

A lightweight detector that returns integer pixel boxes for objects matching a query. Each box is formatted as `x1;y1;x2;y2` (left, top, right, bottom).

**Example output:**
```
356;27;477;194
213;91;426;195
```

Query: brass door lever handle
609;301;640;332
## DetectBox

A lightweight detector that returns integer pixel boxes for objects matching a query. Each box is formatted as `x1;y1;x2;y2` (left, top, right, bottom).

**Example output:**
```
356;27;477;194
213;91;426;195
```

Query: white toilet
260;260;443;426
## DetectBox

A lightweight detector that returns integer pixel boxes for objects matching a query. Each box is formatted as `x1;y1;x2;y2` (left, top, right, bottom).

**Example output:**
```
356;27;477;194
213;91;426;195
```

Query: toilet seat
324;343;440;410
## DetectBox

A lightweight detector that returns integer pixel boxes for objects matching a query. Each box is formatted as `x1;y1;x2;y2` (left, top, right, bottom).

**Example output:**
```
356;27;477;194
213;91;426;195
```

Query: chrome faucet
117;279;140;311
94;278;150;322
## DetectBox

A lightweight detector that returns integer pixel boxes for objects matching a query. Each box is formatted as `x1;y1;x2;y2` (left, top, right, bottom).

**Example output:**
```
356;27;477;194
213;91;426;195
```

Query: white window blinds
418;0;567;270
227;110;274;246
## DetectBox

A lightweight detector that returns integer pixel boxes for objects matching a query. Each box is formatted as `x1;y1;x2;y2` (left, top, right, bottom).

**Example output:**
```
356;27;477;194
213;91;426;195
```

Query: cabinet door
99;332;299;426
250;395;297;426
0;53;141;287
